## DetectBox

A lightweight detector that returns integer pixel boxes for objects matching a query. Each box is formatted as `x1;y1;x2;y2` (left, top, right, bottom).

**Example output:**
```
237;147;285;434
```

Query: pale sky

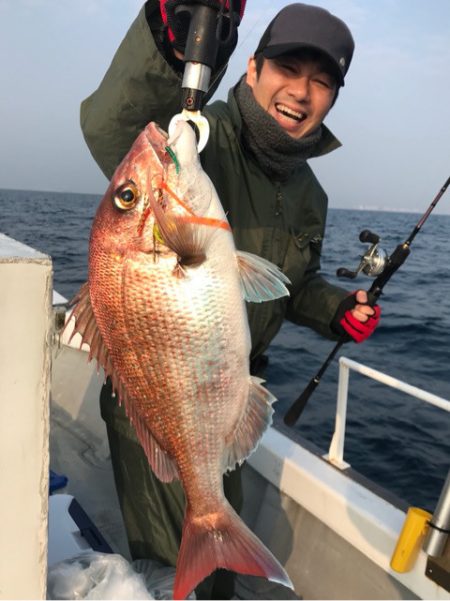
1;0;449;213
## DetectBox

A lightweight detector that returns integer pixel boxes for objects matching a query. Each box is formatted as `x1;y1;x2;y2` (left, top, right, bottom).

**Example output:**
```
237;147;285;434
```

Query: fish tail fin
173;501;293;600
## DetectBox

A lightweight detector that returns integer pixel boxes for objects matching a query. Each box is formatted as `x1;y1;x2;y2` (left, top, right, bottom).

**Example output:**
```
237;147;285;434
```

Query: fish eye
113;182;139;211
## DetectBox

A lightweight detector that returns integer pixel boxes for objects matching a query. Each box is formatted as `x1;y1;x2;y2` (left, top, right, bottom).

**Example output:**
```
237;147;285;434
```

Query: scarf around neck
234;77;323;181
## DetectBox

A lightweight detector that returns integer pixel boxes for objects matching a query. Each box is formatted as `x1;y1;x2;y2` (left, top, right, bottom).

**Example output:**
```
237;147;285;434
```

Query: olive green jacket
80;2;348;360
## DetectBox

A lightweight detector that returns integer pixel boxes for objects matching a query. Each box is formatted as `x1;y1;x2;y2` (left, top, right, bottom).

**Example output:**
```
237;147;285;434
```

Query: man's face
246;52;337;139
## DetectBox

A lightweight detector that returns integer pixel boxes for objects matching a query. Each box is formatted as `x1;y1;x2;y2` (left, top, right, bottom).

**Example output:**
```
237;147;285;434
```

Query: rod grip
283;378;319;426
181;4;220;67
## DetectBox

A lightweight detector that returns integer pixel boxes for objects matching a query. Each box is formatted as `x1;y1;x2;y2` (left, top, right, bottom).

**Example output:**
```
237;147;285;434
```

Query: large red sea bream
68;120;293;599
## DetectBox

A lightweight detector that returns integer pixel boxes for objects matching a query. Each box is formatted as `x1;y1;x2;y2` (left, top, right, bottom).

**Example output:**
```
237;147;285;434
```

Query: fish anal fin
111;385;179;483
224;376;275;471
236;251;291;303
173;502;293;600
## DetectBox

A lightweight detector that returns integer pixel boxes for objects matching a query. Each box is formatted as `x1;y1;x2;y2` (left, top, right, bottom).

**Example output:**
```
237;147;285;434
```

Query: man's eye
280;63;296;74
314;77;333;89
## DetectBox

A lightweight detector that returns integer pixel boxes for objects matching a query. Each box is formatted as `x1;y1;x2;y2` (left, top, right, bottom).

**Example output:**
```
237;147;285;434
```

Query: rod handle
177;4;221;67
283;377;319;426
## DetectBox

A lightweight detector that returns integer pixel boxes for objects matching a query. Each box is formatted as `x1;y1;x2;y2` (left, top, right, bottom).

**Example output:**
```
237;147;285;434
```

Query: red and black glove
160;0;246;56
331;292;381;343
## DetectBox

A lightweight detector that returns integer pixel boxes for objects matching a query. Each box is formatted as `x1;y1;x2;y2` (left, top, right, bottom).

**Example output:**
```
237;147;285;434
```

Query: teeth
276;104;305;121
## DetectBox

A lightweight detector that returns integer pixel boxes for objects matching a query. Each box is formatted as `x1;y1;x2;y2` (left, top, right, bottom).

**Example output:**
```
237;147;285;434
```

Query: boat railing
326;356;450;469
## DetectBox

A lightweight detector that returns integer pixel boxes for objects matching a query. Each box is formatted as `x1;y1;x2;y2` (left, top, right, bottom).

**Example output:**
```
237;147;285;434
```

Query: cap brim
261;43;345;86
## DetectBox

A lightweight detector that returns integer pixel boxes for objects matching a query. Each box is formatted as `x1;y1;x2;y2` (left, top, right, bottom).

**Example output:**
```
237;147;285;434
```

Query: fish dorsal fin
66;283;179;483
236;251;291;303
224;376;275;471
66;282;114;375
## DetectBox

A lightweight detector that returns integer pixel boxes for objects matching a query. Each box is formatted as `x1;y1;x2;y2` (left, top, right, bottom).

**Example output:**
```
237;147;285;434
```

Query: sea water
1;188;449;510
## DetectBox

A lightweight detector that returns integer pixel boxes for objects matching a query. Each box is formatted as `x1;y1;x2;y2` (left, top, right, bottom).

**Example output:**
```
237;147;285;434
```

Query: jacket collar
226;82;342;158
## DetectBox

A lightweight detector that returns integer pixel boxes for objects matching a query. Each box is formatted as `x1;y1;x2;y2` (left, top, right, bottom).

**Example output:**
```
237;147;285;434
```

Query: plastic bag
133;559;195;600
47;552;153;600
47;552;196;600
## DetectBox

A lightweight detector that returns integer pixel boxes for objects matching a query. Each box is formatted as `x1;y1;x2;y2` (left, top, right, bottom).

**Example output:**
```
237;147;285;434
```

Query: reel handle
359;229;380;244
337;229;387;279
336;267;358;279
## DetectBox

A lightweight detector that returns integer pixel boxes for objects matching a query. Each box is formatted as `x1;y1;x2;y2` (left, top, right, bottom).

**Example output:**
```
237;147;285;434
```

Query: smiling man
246;50;337;138
80;2;381;599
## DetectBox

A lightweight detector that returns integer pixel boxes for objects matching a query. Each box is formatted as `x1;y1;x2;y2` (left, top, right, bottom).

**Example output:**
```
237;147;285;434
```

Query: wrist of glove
160;0;245;57
331;292;381;344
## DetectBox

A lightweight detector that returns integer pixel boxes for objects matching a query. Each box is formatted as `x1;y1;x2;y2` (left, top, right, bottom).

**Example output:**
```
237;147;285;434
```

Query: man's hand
160;0;246;56
331;289;381;343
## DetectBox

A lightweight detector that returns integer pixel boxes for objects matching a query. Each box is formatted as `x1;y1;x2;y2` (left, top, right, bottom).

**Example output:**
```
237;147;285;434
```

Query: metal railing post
326;358;351;469
423;469;450;557
323;356;449;473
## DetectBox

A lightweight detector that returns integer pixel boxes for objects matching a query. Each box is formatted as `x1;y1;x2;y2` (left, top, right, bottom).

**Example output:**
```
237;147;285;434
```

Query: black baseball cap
254;3;355;86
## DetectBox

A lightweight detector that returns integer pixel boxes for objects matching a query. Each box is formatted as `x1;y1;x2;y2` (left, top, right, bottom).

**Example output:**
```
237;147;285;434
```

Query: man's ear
246;55;257;88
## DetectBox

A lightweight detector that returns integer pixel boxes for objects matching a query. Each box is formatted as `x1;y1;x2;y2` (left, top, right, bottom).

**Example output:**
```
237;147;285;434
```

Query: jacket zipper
272;184;284;268
275;184;283;216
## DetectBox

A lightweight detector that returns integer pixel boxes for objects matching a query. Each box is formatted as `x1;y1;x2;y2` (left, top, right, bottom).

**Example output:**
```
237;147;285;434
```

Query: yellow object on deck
390;507;432;573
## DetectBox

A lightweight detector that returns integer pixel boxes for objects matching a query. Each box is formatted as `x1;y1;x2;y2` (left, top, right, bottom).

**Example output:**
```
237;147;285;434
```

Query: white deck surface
49;337;450;599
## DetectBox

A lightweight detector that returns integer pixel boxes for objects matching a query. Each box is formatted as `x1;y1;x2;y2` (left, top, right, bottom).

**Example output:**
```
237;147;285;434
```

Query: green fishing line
165;146;180;174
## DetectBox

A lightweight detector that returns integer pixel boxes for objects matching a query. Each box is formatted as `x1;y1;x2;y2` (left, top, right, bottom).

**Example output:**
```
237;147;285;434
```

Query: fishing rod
284;175;450;427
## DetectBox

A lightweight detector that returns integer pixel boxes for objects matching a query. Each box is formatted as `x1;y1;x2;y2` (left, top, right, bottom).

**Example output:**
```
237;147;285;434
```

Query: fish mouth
275;103;306;123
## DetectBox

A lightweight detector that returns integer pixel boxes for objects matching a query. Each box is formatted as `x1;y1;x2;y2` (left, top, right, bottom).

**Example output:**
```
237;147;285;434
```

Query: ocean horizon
3;185;450;216
1;186;449;511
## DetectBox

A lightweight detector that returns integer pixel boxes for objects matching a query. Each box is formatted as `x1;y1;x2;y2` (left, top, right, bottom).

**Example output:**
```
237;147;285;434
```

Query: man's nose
289;76;311;102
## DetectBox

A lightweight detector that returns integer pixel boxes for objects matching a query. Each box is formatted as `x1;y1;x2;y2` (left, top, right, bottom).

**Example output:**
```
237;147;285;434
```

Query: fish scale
119;267;237;489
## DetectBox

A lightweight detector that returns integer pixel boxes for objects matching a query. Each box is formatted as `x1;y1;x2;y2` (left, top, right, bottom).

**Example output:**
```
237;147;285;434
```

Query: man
80;2;380;598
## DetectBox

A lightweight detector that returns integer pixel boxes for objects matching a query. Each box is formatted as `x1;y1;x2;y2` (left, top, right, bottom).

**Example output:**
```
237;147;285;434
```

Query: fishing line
206;5;270;97
165;146;180;174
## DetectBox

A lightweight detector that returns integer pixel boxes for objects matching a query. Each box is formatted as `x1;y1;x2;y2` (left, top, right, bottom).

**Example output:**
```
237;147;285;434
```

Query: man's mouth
275;103;306;122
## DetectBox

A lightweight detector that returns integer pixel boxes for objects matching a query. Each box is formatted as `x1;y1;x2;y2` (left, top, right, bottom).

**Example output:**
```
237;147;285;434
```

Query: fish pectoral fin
149;188;210;268
66;282;113;375
224;376;275;471
236;251;291;303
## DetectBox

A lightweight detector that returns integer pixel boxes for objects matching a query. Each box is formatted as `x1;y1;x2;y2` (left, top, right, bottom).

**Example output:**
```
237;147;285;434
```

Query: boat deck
49;341;434;599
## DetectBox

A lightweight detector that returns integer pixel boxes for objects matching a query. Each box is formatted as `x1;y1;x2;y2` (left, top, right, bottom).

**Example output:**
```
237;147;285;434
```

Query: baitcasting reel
337;229;388;280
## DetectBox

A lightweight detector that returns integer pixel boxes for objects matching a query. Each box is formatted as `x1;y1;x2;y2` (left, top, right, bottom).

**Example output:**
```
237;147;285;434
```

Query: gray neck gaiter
234;77;323;181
